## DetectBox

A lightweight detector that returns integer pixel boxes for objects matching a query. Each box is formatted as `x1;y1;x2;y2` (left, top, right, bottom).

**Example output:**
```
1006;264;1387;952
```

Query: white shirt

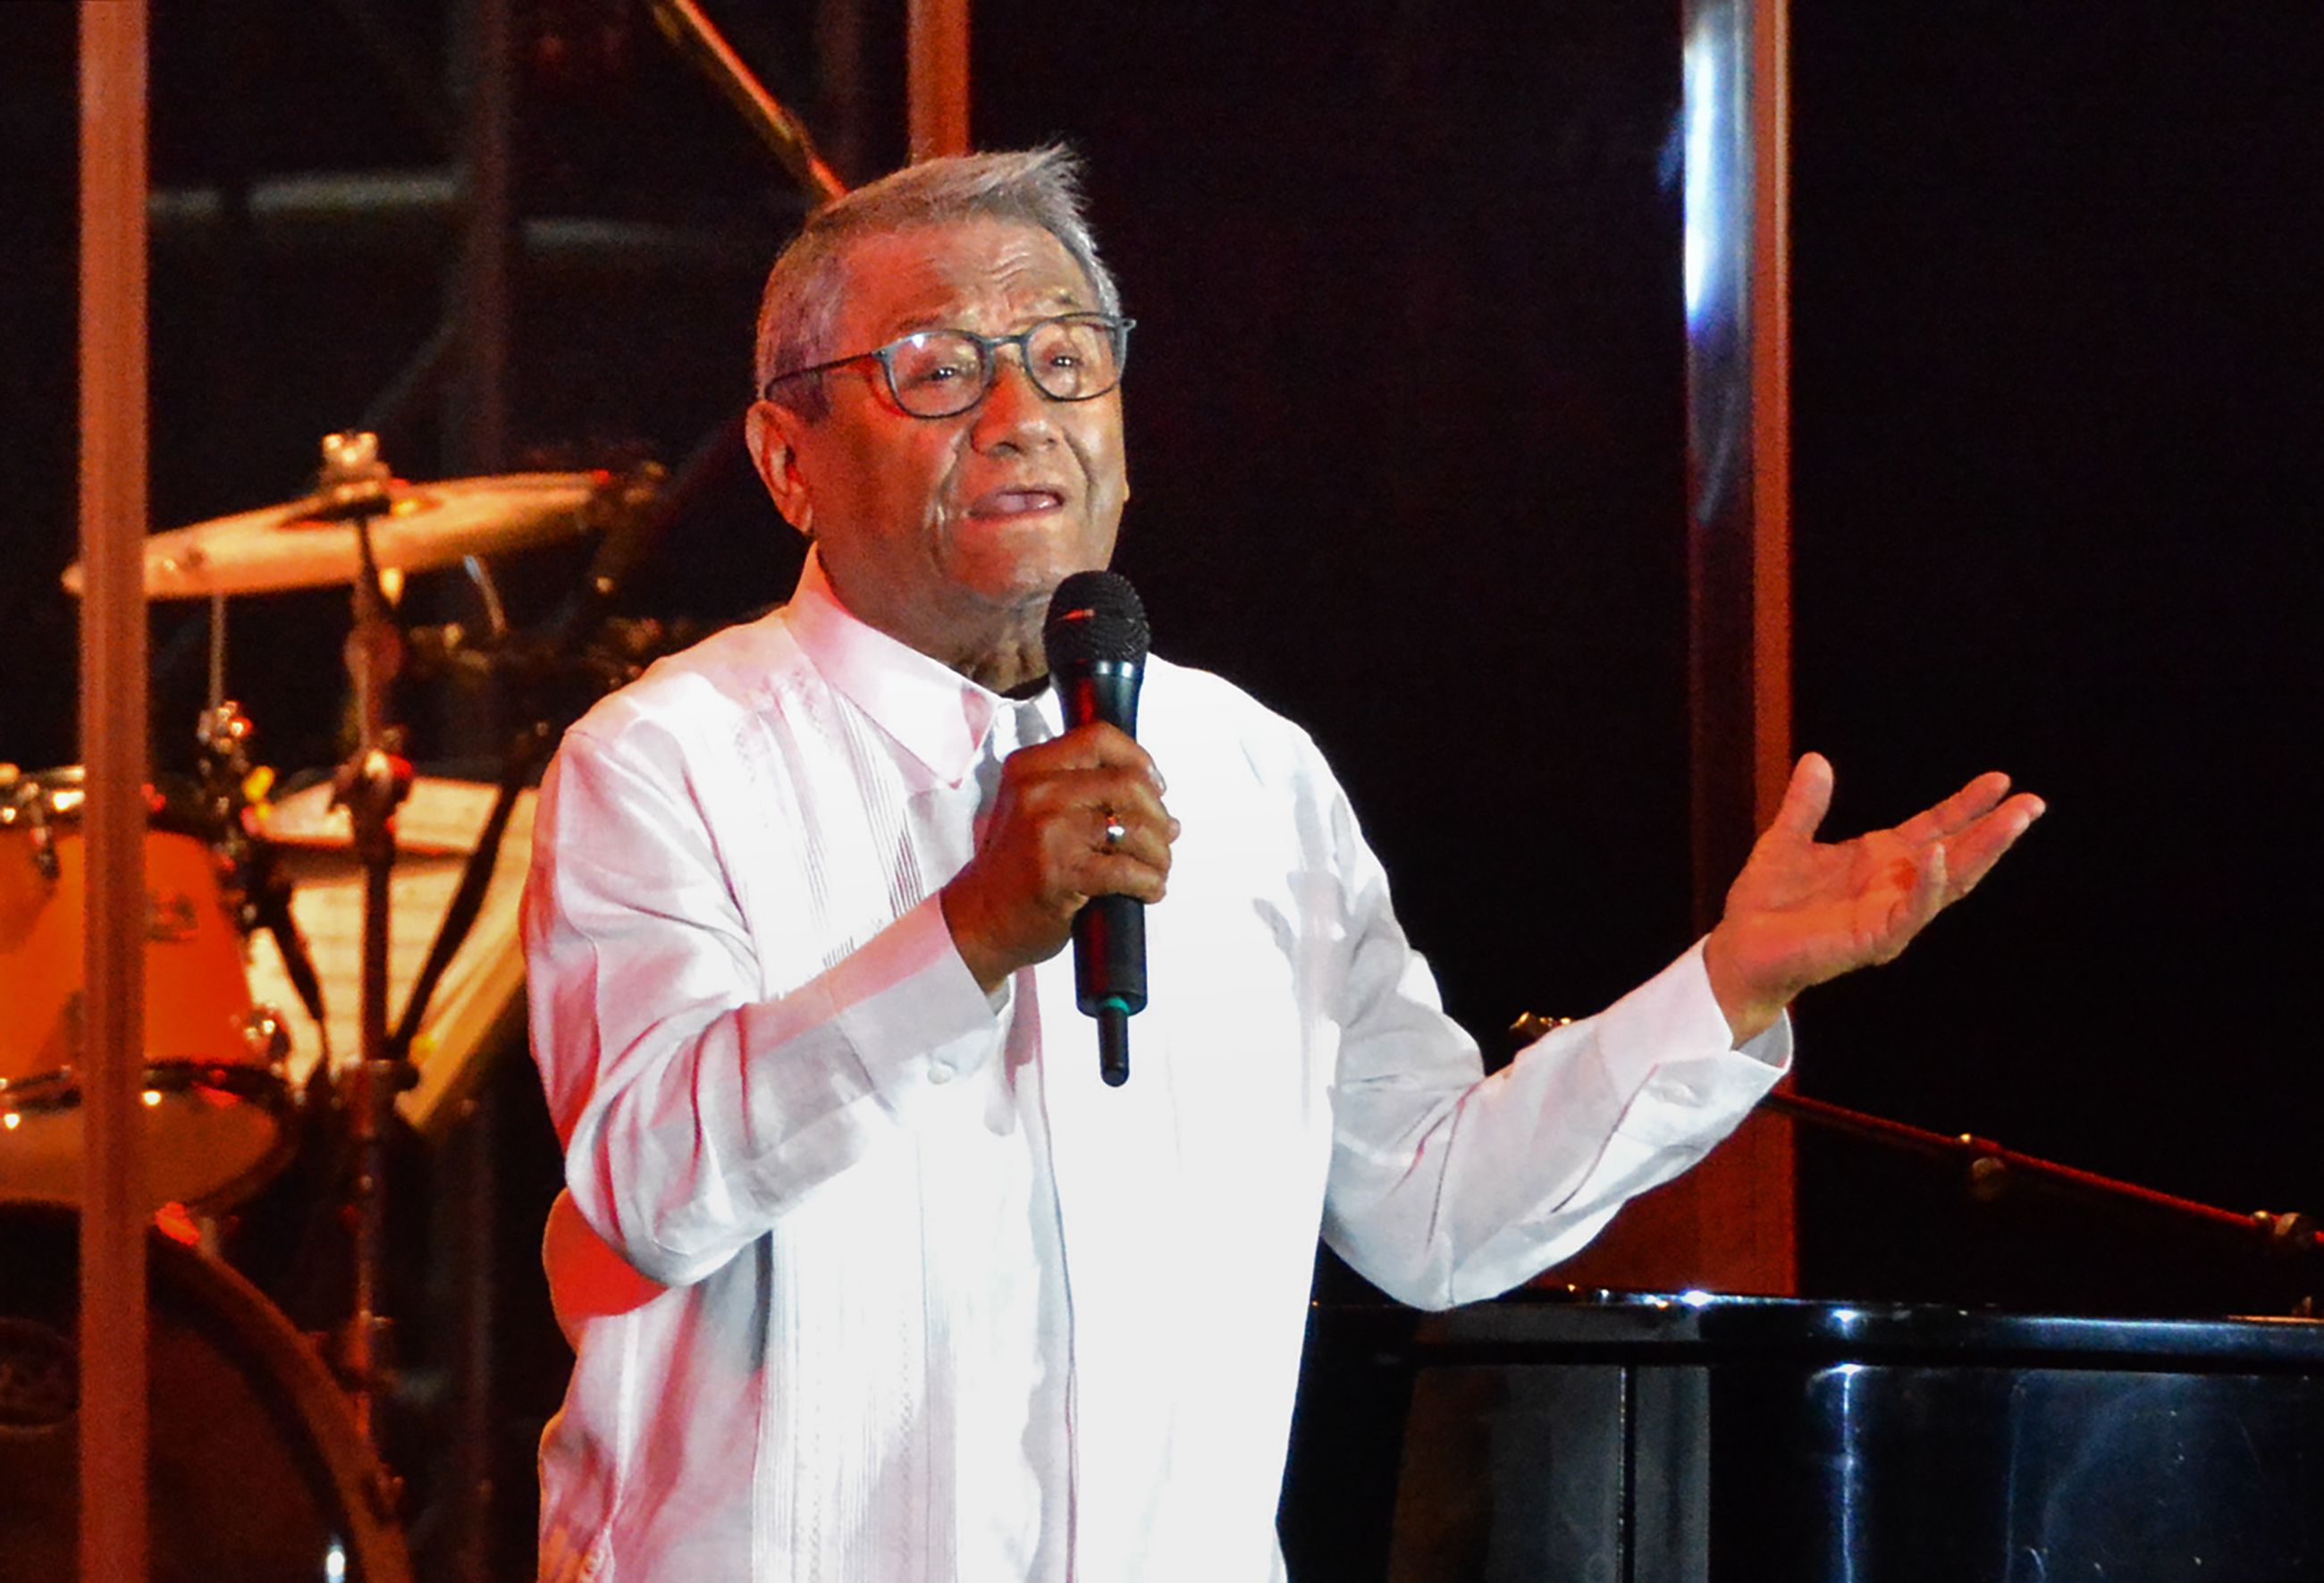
523;552;1788;1581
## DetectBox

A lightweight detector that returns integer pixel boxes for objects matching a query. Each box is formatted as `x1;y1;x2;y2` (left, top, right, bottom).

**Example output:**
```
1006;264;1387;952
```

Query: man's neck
809;553;1051;695
956;632;1048;695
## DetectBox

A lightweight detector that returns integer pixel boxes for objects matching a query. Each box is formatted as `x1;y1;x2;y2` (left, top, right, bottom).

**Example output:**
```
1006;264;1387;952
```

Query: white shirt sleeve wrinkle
531;702;1003;1292
1308;762;1787;1311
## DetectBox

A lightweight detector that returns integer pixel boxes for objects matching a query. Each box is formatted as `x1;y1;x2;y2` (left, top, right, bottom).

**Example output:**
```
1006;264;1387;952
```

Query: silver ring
1101;813;1129;850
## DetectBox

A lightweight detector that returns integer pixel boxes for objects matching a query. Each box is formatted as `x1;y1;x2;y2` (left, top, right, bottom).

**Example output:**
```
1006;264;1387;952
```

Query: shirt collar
784;547;1017;786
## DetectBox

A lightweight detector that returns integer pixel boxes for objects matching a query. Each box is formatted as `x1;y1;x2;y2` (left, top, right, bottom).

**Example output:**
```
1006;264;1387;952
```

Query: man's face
751;217;1130;688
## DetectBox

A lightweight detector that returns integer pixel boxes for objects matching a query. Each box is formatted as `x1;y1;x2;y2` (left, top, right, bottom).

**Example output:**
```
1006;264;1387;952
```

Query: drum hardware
384;724;546;1074
198;698;333;1053
407;610;674;687
310;428;421;1456
305;435;664;1465
0;765;298;1210
459;545;513;645
381;455;669;1074
35;427;671;1540
12;789;62;882
242;1005;290;1060
41;432;630;1190
295;430;662;1460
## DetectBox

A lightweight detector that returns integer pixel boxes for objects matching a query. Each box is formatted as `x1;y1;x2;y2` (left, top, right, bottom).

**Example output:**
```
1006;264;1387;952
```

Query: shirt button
927;1062;954;1085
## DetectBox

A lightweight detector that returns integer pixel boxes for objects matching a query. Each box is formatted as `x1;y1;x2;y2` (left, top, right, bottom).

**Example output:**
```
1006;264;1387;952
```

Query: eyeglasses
759;313;1135;418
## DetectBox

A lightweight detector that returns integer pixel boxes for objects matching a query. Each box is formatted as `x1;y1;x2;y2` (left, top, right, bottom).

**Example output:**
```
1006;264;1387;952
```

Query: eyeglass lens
887;317;1124;417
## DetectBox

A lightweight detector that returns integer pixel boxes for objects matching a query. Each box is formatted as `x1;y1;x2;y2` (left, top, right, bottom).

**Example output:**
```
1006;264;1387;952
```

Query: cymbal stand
387;459;667;1061
207;590;228;712
196;701;331;1048
366;458;658;1570
317;432;416;1455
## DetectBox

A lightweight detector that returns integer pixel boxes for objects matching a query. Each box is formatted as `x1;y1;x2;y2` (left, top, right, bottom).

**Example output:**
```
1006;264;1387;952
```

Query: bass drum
0;1202;411;1582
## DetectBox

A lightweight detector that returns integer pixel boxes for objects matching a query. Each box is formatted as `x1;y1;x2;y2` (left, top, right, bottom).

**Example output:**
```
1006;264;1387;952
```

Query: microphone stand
1510;1008;2320;1278
1760;1087;2324;1268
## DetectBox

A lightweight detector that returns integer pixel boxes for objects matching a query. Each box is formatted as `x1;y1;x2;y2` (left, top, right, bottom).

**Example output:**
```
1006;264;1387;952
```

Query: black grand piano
1286;1290;2324;1581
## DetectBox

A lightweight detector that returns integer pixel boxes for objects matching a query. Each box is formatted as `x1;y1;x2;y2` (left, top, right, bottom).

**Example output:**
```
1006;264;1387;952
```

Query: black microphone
1043;570;1150;1088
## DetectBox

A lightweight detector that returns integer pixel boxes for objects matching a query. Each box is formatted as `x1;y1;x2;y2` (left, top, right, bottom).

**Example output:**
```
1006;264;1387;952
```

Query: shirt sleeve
1318;783;1789;1310
524;720;1002;1288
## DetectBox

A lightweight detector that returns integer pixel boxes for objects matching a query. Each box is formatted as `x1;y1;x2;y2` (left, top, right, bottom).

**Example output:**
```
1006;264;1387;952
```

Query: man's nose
972;349;1057;444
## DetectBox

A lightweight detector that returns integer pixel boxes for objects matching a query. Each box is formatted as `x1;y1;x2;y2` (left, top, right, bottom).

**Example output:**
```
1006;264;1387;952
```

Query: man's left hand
1703;753;2044;1044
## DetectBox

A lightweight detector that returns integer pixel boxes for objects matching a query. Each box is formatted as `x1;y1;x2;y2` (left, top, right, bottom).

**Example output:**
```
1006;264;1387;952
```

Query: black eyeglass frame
757;313;1137;417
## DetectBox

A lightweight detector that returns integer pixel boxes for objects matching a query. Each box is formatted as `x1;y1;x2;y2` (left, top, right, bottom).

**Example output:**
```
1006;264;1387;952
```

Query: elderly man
523;147;2040;1580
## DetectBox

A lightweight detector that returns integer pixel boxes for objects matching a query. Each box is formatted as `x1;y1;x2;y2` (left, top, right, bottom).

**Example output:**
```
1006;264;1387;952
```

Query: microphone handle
1074;893;1147;1016
1056;655;1146;1087
1054;660;1142;737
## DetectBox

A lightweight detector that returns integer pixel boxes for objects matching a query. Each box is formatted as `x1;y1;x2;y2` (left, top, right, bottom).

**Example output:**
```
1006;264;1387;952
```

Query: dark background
4;0;2320;1570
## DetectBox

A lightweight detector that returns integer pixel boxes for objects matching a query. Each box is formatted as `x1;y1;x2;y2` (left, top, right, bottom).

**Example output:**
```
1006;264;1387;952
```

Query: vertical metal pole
1521;0;1799;1302
1747;0;1793;832
1671;0;1799;1293
1682;0;1791;907
450;0;514;476
450;1089;500;1583
437;9;518;1566
77;3;151;1579
906;0;971;161
431;0;516;770
816;0;872;181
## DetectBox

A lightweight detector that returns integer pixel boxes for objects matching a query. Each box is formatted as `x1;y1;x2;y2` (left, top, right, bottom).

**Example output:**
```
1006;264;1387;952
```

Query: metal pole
1747;0;1794;828
1682;0;1793;914
646;0;846;206
1676;0;1795;1293
450;1087;500;1583
816;0;873;181
77;3;152;1579
450;0;513;476
906;0;971;161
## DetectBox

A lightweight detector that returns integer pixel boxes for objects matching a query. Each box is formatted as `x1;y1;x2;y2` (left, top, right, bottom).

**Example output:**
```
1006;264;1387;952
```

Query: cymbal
62;471;612;601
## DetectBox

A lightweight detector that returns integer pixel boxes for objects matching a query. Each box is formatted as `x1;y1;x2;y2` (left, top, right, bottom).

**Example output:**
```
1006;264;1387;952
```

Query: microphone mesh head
1044;570;1149;669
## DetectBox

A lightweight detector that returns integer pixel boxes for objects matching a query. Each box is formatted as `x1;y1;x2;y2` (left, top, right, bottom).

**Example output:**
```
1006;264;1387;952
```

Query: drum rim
2;764;224;842
0;1061;301;1211
0;1200;414;1583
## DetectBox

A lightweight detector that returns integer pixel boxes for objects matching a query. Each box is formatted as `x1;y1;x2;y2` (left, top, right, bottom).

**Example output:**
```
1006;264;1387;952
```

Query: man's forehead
837;219;1094;338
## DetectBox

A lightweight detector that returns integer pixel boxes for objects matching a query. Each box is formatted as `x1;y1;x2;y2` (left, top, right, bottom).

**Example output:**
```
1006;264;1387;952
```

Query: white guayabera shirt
524;550;1788;1582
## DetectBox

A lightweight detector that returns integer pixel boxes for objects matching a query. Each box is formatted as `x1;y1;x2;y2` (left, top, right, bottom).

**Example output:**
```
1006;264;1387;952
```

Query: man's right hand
939;721;1178;994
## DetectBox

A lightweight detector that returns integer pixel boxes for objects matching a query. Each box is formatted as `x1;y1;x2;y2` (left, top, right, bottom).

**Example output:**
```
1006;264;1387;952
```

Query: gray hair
752;146;1121;420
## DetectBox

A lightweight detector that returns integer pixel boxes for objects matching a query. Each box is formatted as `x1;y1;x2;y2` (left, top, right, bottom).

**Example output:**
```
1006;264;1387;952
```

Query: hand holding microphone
937;571;1173;1085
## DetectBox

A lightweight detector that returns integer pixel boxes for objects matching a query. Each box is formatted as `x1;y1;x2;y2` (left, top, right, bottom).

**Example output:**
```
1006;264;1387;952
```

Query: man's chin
955;542;1114;612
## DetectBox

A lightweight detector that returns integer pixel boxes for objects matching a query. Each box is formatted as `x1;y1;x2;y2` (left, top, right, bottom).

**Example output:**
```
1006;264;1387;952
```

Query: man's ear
745;399;815;540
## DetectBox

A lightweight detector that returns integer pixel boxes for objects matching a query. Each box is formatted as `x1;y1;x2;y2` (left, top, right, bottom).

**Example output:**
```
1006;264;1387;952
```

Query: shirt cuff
821;893;1005;1091
1596;939;1792;1143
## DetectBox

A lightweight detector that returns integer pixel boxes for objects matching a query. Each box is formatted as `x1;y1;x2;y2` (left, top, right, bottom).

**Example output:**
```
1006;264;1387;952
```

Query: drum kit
1;433;661;1579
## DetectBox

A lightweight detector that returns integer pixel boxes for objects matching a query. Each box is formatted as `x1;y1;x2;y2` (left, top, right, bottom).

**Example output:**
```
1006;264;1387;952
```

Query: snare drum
0;766;293;1208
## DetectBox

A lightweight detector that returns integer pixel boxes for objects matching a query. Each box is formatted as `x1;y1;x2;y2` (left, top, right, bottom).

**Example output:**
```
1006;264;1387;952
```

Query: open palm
1704;754;2044;1041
